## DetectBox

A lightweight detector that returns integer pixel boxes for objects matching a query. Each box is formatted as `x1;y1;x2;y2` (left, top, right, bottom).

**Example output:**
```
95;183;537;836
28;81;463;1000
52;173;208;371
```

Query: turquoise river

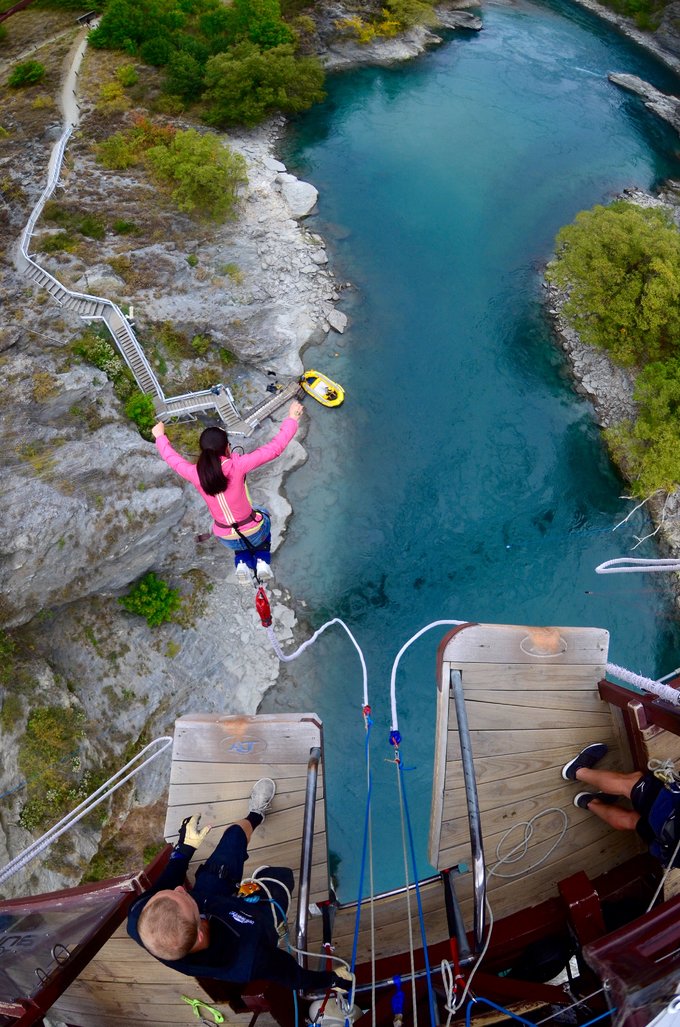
261;0;680;899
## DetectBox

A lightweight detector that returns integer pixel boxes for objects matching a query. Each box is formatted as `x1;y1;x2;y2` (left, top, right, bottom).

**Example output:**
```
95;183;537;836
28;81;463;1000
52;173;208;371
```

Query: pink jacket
155;418;298;539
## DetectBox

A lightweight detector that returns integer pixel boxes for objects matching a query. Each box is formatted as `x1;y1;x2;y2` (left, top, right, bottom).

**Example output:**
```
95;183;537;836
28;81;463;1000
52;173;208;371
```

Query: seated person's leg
194;824;249;896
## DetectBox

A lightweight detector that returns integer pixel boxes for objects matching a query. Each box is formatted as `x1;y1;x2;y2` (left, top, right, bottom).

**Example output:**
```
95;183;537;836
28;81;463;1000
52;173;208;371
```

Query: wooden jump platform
429;623;642;924
50;713;329;1026
332;623;643;971
165;713;330;915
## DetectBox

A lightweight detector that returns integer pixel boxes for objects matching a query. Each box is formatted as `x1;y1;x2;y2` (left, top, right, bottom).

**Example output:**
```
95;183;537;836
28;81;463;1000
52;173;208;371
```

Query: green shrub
227;0;293;48
605;358;680;496
18;705;86;832
204;42;325;127
0;693;23;732
186;253;199;267
97;80;130;114
72;329;136;401
119;572;181;626
8;60;46;87
78;214;107;240
40;232;79;253
96;116;177;170
116;63;139;86
547;201;680;366
97;131;139;170
222;262;244;283
125;391;157;436
143;840;166;863
145;127;247;220
82;839;127;882
113;218;138;234
164;49;205;102
191;333;211;355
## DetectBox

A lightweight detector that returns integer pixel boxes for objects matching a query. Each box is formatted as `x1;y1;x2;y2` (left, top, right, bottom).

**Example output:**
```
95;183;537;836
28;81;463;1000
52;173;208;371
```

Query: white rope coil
0;736;173;887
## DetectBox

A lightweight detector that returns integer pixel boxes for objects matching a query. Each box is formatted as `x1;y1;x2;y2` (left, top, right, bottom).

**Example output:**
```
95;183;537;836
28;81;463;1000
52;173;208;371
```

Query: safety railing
296;745;322;970
450;669;486;951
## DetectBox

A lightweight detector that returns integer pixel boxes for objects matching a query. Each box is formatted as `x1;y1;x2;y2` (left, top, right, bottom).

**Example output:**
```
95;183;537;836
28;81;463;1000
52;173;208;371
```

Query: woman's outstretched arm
152;422;200;485
237;401;303;474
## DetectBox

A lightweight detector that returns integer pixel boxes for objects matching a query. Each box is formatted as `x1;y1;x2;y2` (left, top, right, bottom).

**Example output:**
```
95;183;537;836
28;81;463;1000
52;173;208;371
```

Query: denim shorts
216;508;271;552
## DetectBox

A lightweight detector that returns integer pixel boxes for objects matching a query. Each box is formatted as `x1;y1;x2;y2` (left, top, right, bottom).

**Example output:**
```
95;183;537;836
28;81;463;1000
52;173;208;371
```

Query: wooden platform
50;713;330;1026
51;928;255;1027
166;713;331;919
427;623;643;924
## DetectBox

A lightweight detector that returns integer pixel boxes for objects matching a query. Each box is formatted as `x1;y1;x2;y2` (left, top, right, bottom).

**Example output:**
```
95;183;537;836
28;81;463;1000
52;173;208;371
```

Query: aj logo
223;736;267;756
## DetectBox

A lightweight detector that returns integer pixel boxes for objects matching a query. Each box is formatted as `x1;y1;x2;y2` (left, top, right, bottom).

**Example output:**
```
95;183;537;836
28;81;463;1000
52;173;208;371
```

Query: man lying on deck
562;743;680;868
127;778;350;991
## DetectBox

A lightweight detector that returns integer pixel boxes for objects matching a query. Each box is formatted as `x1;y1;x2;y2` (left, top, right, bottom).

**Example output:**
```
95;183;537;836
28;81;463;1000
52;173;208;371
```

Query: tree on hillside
145;128;247;220
546;201;680;366
226;0;293;48
605;358;680;495
89;0;186;53
203;42;325;127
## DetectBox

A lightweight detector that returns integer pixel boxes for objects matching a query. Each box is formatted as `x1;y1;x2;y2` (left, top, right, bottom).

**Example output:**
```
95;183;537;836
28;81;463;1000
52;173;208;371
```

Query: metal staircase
17;122;279;435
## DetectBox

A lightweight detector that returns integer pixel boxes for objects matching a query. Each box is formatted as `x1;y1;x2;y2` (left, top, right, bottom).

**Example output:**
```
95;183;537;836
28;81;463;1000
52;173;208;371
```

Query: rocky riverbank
546;183;680;589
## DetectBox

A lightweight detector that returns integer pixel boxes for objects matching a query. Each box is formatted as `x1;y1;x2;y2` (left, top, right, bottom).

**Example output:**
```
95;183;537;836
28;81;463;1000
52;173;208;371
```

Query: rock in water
275;173;319;217
608;72;680;135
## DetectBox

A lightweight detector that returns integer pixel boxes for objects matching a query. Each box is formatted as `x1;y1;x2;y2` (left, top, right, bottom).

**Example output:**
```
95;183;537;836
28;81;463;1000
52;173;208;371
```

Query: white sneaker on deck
256;559;273;581
235;563;251;585
249;777;276;817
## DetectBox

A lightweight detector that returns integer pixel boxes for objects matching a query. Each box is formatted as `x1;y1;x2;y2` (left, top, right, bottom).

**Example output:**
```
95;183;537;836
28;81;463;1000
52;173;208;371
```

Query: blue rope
350;715;373;975
465;998;615;1027
397;755;437;1027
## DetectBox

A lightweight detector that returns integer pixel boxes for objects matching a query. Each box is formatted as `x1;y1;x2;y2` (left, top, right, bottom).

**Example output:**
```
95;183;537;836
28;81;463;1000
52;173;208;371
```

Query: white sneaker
235;562;251;585
249;777;276;817
256;559;273;580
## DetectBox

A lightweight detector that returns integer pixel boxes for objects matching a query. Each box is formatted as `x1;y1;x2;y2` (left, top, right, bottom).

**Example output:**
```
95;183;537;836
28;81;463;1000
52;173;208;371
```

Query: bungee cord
389;620;465;734
266;620;368;709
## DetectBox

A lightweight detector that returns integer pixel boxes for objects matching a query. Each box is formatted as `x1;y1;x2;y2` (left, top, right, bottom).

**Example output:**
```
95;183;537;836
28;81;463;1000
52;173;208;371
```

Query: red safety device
256;586;272;627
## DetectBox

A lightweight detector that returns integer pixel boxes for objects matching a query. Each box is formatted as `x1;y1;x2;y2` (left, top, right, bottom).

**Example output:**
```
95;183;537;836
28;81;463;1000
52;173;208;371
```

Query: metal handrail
295;746;322;970
450;669;486;950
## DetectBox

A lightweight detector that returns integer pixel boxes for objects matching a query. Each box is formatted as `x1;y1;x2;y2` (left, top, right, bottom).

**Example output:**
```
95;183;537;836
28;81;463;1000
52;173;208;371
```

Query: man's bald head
138;887;200;961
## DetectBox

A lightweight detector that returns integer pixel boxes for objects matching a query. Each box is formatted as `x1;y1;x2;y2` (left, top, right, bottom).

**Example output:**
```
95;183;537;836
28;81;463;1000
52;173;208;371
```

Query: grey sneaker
562;743;608;781
235;562;251;585
574;791;618;809
256;559;273;581
249;778;276;816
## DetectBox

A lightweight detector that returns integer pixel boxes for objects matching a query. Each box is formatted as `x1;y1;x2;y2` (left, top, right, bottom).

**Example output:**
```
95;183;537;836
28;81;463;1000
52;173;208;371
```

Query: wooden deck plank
168;777;322;804
438;624;608;667
430;623;638;925
170;761;321;785
464;700;612;732
451;664;607;690
446;724;619;762
466;688;614;711
171;714;322;765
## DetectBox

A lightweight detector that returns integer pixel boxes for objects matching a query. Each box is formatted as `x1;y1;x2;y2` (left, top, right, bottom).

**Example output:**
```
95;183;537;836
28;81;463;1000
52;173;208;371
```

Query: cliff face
0;14;344;894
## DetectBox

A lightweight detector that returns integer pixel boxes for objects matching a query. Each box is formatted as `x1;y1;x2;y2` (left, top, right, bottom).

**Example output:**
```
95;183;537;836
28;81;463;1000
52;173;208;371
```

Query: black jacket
127;848;338;990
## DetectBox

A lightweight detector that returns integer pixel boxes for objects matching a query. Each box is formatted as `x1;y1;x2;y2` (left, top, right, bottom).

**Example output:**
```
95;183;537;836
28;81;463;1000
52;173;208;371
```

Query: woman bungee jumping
152;400;303;583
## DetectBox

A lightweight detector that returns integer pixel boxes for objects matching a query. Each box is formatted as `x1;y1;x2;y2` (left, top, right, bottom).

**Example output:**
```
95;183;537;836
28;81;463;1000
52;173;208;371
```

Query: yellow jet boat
300;369;345;407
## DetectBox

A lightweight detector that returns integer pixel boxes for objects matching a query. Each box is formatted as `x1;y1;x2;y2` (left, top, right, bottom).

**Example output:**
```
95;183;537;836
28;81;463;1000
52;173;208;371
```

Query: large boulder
608;73;680;135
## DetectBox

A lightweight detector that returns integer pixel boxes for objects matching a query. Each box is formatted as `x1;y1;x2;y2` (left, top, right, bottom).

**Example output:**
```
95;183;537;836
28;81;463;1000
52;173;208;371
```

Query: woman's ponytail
197;427;229;495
